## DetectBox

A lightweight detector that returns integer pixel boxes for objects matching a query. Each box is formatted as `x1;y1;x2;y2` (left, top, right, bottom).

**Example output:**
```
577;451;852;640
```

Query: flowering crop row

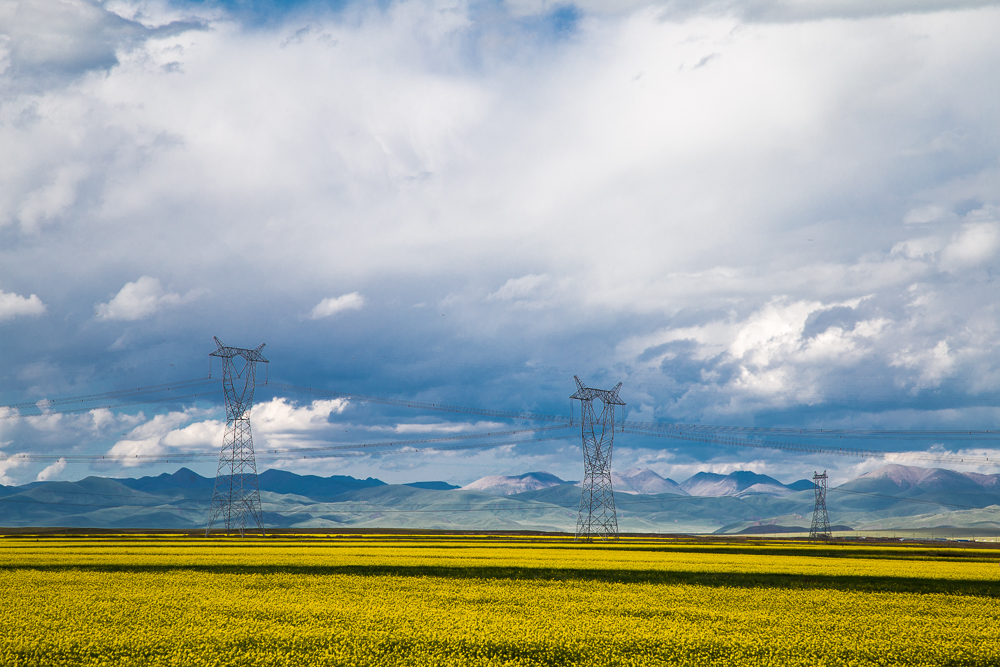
1;536;998;666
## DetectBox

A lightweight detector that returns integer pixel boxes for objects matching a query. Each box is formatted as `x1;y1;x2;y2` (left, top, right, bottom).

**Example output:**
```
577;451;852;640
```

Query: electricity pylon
810;470;831;538
205;337;268;537
571;376;625;540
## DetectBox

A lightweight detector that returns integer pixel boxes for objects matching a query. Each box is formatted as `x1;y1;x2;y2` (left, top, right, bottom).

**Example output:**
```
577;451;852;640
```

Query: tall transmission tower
571;376;625;540
810;470;831;538
205;337;268;537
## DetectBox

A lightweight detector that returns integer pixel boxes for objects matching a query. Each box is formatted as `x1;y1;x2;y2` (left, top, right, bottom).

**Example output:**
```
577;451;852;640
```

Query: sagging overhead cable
0;377;215;412
8;426;577;462
621;427;1000;467
271;383;575;425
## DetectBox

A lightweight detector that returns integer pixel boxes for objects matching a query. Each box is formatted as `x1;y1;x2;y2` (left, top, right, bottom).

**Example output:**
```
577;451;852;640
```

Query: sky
2;0;1000;488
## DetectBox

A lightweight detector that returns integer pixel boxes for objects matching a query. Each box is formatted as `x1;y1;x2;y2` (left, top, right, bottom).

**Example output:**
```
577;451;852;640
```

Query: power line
277;382;1000;442
261;425;573;454
8;423;998;470
0;499;204;512
621;427;1000;467
0;377;215;411
0;391;223;421
5;379;1000;473
271;382;575;424
4;427;577;463
826;487;996;511
623;421;1000;441
2;484;996;516
6;377;999;439
8;425;998;470
256;434;579;459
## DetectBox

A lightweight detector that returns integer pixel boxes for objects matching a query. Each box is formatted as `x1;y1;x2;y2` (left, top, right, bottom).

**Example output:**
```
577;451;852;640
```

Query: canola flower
1;536;998;666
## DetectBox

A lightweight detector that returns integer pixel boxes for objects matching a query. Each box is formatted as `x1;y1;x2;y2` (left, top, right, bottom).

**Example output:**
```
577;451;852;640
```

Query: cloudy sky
2;0;1000;488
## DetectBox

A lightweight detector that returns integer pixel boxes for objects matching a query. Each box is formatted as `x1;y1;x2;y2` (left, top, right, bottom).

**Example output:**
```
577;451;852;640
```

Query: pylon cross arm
570;378;625;406
211;337;269;362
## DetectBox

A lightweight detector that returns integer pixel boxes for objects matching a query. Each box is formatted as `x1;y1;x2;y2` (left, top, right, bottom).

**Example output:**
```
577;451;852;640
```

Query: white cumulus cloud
36;457;67;481
0;452;30;486
488;274;550;301
94;276;200;321
309;292;365;319
938;222;1000;272
253;397;348;442
0;290;46;321
101;399;349;466
105;409;207;466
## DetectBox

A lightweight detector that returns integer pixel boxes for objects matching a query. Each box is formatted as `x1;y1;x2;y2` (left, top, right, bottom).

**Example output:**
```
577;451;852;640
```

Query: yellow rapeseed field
1;535;999;666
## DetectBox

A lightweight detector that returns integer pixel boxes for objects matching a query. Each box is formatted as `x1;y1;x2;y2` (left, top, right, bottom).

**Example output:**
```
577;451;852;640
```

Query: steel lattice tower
205;337;268;536
810;470;831;538
571;376;625;541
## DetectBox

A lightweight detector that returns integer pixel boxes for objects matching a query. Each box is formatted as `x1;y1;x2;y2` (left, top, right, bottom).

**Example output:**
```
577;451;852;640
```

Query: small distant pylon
810;470;831;539
571;376;625;541
205;337;268;537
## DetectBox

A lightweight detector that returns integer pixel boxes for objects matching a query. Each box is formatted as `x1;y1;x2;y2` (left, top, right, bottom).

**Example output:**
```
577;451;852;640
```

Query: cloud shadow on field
8;542;999;597
9;562;998;597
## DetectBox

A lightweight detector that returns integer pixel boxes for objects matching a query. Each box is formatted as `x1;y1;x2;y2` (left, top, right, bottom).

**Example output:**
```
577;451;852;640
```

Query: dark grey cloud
0;0;204;93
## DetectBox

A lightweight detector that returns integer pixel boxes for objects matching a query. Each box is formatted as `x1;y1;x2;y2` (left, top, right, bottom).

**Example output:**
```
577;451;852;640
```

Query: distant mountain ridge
2;463;999;533
109;468;456;499
679;470;810;497
844;464;1000;494
461;468;812;498
833;464;1000;512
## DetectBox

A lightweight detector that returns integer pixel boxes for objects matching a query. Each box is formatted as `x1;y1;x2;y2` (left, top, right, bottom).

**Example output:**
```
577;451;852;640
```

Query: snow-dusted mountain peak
612;468;687;495
461;472;567;496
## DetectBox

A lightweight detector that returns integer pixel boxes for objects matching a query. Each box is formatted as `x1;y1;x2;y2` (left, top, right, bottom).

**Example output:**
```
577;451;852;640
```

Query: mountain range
460;468;810;497
2;464;999;536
